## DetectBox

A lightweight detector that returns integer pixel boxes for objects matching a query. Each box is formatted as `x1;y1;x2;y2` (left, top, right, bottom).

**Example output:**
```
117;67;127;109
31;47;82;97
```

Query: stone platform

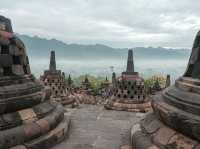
53;105;145;149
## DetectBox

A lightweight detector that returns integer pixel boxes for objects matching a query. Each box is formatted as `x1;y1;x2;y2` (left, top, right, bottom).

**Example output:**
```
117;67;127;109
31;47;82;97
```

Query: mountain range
17;34;191;60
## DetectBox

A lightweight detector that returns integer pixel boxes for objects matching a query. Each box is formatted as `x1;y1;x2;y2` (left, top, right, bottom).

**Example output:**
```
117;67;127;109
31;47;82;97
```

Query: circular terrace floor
53;105;145;149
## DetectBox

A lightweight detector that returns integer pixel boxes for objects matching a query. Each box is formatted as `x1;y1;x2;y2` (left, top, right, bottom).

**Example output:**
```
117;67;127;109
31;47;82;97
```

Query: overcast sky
0;0;200;48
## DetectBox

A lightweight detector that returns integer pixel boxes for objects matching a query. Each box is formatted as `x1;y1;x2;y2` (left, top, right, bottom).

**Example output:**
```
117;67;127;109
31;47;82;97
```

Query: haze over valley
19;34;191;80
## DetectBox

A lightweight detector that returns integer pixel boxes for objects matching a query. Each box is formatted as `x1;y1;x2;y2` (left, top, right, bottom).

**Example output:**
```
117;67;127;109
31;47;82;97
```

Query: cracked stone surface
53;105;145;149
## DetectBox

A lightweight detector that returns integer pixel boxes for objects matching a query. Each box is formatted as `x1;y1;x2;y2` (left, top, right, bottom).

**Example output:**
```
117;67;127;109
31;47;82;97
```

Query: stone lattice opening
13;56;21;65
26;56;29;64
1;45;9;54
3;67;12;76
23;65;28;74
0;23;6;30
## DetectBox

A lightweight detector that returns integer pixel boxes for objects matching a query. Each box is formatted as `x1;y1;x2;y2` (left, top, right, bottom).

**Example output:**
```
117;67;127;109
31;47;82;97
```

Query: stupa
66;74;73;91
0;16;70;149
131;31;200;149
101;77;110;88
151;79;162;94
100;77;111;98
105;50;151;112
40;51;75;106
112;72;117;86
80;75;93;94
165;74;171;88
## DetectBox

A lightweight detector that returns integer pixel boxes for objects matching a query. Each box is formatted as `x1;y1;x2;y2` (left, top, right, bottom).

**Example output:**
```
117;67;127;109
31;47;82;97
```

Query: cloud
0;0;199;48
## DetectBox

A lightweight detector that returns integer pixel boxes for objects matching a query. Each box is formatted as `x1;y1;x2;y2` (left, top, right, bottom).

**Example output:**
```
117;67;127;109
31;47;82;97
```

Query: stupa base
0;102;71;149
104;100;151;112
10;116;70;149
131;113;200;149
52;96;76;107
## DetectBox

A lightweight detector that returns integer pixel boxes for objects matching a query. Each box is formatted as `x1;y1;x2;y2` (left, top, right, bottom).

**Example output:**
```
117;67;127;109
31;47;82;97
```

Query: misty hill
17;34;191;60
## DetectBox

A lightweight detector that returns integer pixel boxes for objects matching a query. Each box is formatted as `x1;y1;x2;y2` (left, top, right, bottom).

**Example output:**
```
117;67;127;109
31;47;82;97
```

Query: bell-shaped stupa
0;16;70;149
131;31;200;149
40;51;76;106
105;49;151;112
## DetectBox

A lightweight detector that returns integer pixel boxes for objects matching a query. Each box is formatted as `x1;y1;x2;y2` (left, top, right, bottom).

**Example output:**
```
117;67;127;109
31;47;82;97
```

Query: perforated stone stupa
105;49;151;112
80;75;93;94
40;51;75;106
131;31;200;149
0;16;70;149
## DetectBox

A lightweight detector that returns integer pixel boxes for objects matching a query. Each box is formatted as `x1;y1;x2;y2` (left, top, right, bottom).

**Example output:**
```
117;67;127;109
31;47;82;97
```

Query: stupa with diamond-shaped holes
0;16;70;149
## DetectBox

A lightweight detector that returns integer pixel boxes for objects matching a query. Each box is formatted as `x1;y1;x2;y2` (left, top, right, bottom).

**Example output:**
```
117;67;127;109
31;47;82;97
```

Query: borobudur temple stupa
131;31;200;149
40;51;76;106
0;16;70;149
105;49;151;112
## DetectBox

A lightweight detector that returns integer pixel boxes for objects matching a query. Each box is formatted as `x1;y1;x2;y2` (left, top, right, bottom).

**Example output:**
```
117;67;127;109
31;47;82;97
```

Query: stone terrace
53;105;145;149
